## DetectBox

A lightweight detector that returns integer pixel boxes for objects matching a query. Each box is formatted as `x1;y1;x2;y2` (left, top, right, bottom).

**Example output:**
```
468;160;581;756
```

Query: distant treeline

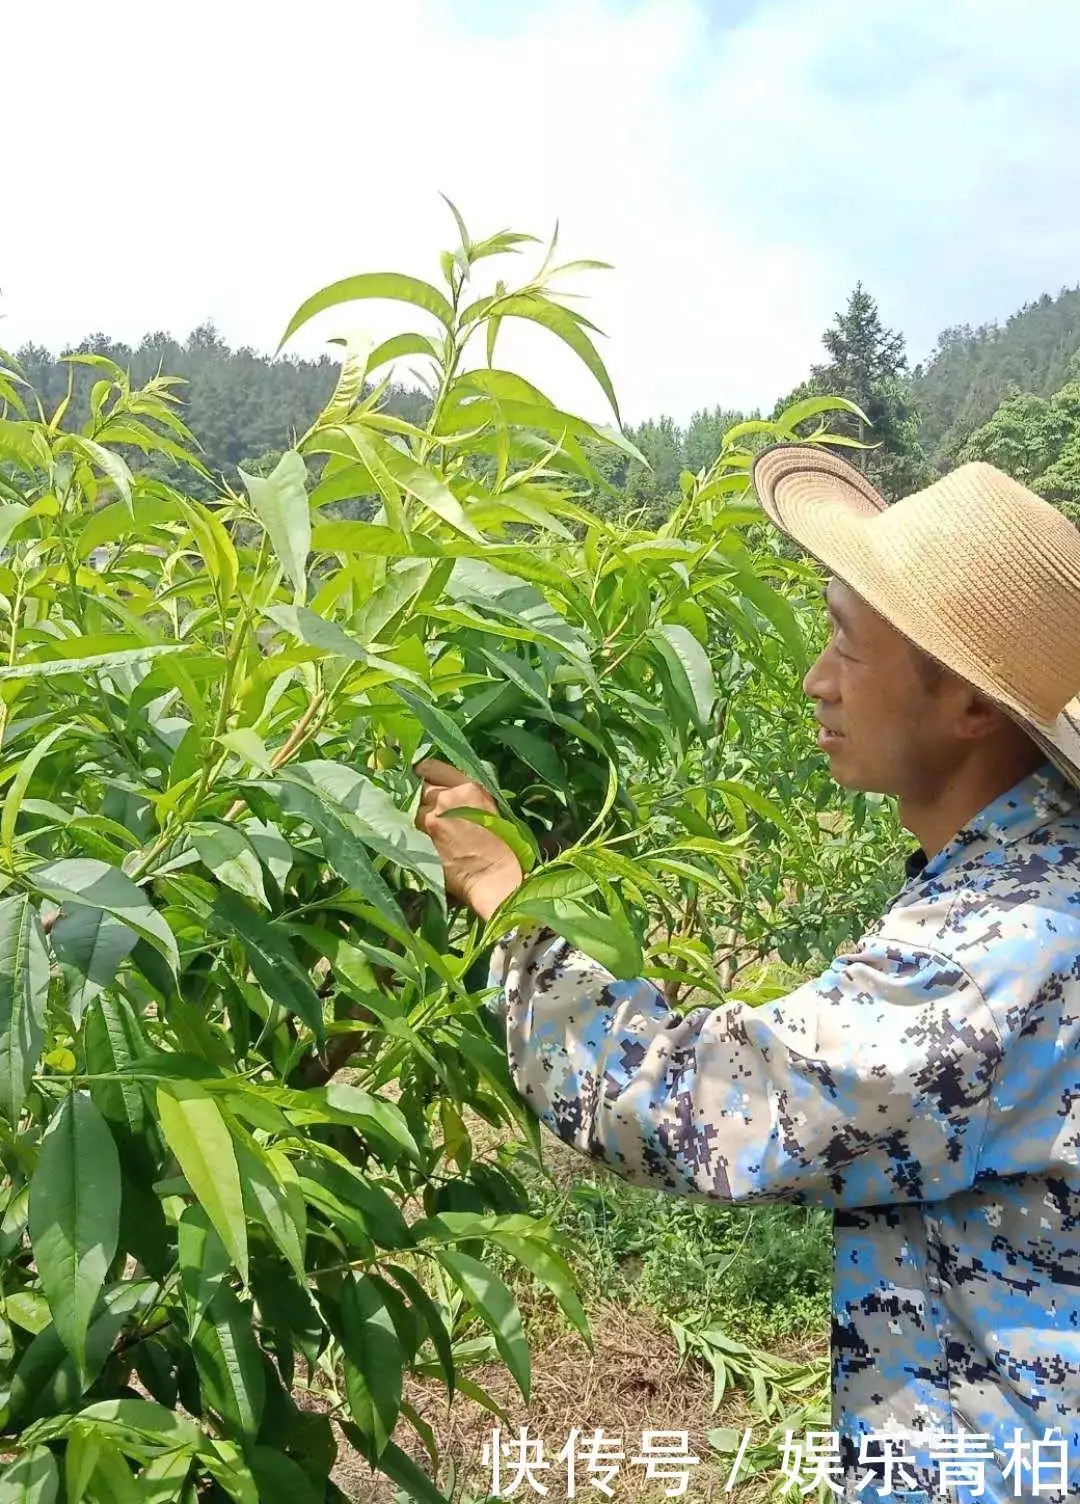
9;282;1080;513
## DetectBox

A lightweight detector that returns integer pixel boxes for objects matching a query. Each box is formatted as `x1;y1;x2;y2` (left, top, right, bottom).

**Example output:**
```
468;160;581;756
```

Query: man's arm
492;924;1003;1209
415;759;1004;1209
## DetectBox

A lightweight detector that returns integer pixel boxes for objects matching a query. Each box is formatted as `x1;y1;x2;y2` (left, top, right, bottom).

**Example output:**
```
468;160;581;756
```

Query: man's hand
415;758;523;922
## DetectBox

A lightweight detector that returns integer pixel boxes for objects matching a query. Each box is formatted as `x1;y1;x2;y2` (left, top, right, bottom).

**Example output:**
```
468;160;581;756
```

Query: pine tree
777;283;930;500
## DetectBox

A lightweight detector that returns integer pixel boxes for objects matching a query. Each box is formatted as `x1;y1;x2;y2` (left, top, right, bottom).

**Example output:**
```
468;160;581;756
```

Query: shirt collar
908;761;1078;884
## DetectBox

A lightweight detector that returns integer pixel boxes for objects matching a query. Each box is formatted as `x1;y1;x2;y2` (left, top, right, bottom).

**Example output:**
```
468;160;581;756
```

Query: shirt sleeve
488;924;1004;1209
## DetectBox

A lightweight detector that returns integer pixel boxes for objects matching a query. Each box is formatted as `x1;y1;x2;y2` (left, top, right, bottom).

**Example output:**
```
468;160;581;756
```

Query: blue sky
4;0;1080;424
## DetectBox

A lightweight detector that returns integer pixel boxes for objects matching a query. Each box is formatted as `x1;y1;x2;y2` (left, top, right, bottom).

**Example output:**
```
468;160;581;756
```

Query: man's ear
956;689;1009;743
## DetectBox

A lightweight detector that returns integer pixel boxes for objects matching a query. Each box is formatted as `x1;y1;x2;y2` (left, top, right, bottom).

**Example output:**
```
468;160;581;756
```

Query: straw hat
750;444;1080;787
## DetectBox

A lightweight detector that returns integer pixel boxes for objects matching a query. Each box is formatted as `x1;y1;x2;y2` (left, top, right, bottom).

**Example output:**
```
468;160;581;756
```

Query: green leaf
350;430;482;542
30;859;179;974
352;560;434;643
279;273;455;348
392;686;499;799
4;1289;50;1335
155;1082;248;1283
66;436;134;515
488;1234;591;1345
508;893;643;979
327;1081;421;1160
311;520;450;557
652;623;717;731
27;1397;200;1453
386;1263;455;1399
295;1153;413;1250
0;418;50;472
707;1426;746;1452
262;603;426;688
191;1287;265;1437
49;904;138;1025
9;1280;157;1426
308;461;377;510
279;761;443;901
207;888;324;1039
200;1441;259;1504
346;1434;449;1504
717;418;781;445
0;895;50;1123
437;1250;530;1400
217;728;274;775
441;194;471;251
441;808;537;875
317;332;373;428
775;393;871;432
237;1079;419;1163
0;502;30;555
27;1093;121;1376
232;1133;306;1279
83;995;149;1148
490;294;619;423
178;1205;231;1338
512;865;596;904
239;450;310;599
338;1274;404;1457
190;822;268;908
0;1447;59;1504
259;778;409;946
63;1425;101;1504
246;1448;323;1504
489;724;567;788
0;643;186;683
365;332;440;376
469;644;552;710
730;566;808;672
175;496;239;606
0;724;69;866
296;1173;375;1257
712;779;796;840
136;1449;194;1504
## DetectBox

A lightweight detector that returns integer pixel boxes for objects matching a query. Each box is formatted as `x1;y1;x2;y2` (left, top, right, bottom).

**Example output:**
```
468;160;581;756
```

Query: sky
5;0;1080;427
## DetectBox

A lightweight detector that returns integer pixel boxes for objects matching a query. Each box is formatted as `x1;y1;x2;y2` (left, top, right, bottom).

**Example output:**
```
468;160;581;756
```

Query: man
417;446;1080;1504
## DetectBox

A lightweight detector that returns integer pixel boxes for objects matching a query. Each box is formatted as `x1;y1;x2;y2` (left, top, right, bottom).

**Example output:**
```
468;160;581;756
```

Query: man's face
802;578;956;797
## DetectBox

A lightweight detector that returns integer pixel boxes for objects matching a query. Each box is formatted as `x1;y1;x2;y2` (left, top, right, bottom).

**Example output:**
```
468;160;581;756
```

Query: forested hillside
912;286;1080;462
12;281;1080;508
13;325;429;497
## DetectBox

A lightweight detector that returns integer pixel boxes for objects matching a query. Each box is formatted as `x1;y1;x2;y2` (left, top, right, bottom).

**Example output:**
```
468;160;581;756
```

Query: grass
330;1114;833;1501
505;1136;832;1346
359;1134;830;1500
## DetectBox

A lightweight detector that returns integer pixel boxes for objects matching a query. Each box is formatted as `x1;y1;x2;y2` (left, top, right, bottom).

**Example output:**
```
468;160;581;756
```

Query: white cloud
3;0;1080;425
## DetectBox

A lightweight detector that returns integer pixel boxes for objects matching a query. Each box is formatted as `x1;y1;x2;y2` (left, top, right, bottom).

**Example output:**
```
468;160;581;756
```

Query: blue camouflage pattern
489;763;1080;1502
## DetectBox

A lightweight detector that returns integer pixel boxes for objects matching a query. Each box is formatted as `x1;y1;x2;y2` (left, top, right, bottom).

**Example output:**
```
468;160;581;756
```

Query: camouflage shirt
489;763;1080;1503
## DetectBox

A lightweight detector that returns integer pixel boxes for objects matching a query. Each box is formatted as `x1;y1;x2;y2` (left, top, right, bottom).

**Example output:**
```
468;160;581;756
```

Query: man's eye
826;620;852;660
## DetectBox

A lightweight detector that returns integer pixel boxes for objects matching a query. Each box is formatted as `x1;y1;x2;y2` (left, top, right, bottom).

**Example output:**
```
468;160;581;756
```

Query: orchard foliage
0;207;900;1500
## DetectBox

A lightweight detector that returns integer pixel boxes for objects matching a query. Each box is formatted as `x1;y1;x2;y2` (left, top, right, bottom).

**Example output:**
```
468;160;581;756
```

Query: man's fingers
413;757;470;789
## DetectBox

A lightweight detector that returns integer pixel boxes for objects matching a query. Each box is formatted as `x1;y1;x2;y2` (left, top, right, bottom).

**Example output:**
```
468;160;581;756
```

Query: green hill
12;282;1080;500
11;324;429;497
912;286;1080;464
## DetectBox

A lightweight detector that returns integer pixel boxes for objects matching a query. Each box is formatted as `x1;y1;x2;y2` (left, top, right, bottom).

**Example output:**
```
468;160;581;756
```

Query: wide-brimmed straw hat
751;444;1080;787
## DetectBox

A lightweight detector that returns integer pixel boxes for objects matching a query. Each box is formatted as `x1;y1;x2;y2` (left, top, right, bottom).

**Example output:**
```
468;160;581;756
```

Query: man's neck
899;746;1047;859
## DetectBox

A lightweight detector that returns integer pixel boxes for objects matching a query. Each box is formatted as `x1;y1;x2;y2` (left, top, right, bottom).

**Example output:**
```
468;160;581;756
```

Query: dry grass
318;1107;827;1501
330;1295;792;1503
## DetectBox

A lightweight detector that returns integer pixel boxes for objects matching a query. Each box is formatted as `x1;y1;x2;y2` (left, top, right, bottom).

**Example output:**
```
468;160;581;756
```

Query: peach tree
0;210;887;1500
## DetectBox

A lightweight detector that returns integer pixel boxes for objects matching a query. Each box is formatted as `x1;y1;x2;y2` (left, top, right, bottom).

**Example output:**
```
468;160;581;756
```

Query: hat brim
751;443;1080;788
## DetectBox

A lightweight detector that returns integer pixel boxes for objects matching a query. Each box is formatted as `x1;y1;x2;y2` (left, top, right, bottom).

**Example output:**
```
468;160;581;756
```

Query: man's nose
802;644;835;702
